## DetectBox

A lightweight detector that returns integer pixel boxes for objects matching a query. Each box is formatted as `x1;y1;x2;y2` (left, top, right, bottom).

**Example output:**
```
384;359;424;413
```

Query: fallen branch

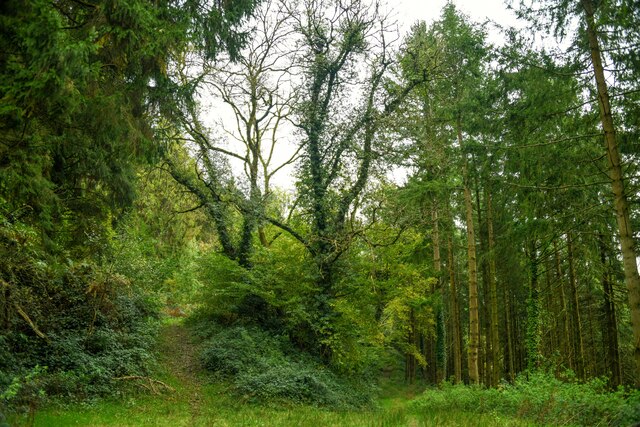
114;376;175;394
14;303;49;342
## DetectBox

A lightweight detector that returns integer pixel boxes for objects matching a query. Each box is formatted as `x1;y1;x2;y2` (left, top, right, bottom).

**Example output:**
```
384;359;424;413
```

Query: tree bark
567;232;585;379
463;157;479;385
448;232;463;383
486;189;500;386
581;0;640;382
599;233;622;387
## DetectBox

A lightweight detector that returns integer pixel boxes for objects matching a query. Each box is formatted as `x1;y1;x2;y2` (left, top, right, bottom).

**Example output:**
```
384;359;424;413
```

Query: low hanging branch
113;376;175;395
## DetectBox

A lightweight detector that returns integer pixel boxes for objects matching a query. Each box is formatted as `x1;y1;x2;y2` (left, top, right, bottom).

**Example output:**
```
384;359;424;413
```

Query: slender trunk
433;207;446;383
567;232;585;379
448;233;462;383
463;159;479;385
423;208;437;383
554;241;573;371
457;118;479;384
544;258;556;362
504;284;515;382
526;240;541;372
581;0;640;381
599;233;622;387
586;282;598;378
486;189;500;386
474;183;488;386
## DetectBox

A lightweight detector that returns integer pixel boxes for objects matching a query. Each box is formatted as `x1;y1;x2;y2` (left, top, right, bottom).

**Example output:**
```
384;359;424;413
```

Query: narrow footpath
157;321;204;423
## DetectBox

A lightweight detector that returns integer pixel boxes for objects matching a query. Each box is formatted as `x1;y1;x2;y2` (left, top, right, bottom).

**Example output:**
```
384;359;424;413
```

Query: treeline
1;0;640;415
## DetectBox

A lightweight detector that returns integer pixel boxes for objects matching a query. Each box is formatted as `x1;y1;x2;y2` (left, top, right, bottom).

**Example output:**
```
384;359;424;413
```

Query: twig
114;376;176;394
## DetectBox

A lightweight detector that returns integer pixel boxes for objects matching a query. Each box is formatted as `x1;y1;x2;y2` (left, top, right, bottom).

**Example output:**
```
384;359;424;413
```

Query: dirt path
158;322;204;422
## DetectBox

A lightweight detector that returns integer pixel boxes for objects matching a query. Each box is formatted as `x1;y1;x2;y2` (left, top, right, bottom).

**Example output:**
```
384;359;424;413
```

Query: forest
1;0;640;425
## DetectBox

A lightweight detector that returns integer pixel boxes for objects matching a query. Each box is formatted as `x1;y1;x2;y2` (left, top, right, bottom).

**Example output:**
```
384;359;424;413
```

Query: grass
19;389;541;427
8;319;542;427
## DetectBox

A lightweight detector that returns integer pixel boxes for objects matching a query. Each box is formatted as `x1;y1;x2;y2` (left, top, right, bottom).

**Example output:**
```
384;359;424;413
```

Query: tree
164;0;301;268
397;4;489;385
511;0;640;384
273;0;428;357
0;0;255;253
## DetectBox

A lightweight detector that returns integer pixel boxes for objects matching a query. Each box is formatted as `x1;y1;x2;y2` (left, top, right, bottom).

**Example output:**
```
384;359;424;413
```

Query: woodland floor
15;319;543;427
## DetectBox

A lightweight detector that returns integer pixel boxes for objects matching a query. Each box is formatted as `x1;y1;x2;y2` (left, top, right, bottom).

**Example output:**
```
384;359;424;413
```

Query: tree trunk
567;232;585;379
504;284;515;382
433;207;446;383
486;189;500;386
463;158;479;385
544;258;556;363
581;0;640;382
599;233;622;387
526;240;541;372
474;183;488;386
448;233;463;383
554;241;573;372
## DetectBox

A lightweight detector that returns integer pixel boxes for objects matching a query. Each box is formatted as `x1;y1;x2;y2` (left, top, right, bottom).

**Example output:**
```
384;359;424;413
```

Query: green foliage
411;371;640;426
199;324;373;409
0;365;47;414
0;260;160;404
0;206;160;411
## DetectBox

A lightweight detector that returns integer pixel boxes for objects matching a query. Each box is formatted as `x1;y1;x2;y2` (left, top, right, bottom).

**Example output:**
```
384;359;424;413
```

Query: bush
0;256;160;410
199;324;373;409
411;371;639;426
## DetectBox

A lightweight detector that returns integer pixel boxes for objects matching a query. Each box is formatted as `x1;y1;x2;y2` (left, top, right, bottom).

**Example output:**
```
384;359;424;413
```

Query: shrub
0;257;160;410
411;371;638;426
199;324;373;409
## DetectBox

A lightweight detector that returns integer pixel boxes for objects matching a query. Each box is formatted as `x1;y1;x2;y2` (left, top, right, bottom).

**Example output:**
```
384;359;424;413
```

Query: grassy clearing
8;320;541;427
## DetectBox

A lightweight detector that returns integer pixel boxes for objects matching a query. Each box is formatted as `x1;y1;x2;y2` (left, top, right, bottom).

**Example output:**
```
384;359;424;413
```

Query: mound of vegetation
195;321;373;409
411;371;640;426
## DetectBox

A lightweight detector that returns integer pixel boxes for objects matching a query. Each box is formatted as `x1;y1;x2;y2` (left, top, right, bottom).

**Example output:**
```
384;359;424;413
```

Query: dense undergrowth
0;258;159;414
0;210;170;417
191;317;375;409
412;372;640;426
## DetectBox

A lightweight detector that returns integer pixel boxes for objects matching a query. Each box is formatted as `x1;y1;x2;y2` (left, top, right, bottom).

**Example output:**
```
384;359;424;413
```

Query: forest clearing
2;0;640;425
